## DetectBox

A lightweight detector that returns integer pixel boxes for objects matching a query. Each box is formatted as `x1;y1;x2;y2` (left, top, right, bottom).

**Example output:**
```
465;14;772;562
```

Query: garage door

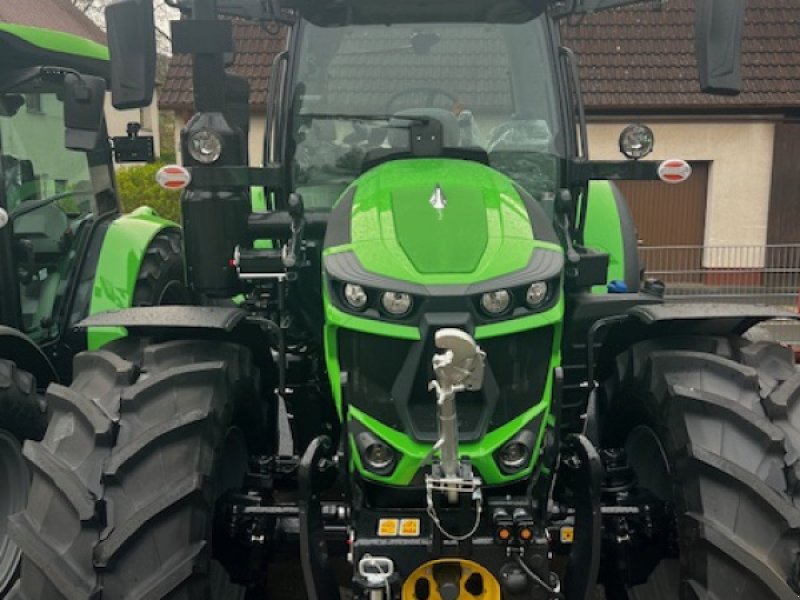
615;162;709;284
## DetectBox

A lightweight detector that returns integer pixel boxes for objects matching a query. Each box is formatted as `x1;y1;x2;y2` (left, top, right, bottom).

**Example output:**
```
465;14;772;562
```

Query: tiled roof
161;1;800;113
0;0;106;45
560;0;800;112
160;21;287;111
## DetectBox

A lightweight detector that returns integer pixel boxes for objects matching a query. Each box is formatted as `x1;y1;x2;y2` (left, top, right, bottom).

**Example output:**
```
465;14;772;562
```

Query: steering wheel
384;87;460;114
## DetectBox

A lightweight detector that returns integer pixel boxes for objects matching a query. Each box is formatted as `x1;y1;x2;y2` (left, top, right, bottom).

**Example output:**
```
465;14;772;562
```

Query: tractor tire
604;335;800;600
0;361;45;597
132;229;191;307
8;338;260;600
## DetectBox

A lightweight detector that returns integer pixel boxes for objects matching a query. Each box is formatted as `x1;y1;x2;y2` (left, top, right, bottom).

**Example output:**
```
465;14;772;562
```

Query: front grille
339;325;554;442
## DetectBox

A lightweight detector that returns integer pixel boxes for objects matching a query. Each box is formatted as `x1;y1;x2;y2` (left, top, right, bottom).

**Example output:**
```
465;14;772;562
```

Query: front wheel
9;338;261;599
605;335;800;599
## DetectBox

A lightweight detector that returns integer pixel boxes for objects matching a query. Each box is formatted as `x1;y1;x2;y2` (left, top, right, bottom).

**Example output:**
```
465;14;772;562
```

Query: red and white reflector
657;159;692;184
155;164;192;190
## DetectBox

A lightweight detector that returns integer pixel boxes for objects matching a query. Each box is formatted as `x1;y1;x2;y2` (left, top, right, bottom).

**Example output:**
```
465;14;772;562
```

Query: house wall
587;119;776;266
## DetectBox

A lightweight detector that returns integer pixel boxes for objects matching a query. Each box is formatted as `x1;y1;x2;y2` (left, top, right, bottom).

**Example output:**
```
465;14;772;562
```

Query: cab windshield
289;16;563;209
0;80;114;342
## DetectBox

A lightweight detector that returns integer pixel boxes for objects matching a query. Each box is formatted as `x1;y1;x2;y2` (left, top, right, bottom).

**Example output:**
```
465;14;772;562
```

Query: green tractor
0;23;188;595
9;1;800;599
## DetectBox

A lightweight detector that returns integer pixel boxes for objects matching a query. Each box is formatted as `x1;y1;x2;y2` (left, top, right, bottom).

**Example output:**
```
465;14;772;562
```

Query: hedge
116;161;181;223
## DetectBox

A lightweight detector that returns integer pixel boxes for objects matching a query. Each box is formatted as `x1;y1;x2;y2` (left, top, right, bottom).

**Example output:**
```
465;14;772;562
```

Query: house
0;0;161;155
160;1;800;268
561;0;800;283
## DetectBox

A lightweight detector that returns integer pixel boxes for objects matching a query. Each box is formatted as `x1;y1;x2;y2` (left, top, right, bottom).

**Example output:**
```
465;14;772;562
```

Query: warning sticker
378;519;399;537
560;526;575;544
399;519;421;537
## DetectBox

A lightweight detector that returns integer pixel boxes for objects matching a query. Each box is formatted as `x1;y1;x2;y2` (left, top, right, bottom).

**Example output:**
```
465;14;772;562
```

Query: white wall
587;120;776;263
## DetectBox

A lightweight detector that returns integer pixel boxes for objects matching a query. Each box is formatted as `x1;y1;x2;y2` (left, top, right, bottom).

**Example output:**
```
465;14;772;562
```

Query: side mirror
106;0;156;109
695;0;745;95
64;73;106;151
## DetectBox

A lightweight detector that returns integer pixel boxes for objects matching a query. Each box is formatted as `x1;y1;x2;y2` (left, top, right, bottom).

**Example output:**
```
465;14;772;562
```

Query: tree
71;0;177;54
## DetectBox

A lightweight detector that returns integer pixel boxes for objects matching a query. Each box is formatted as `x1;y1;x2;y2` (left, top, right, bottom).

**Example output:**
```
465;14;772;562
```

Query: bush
116;161;181;223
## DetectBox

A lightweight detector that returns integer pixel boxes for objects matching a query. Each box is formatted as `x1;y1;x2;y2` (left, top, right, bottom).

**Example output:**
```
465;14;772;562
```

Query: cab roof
0;23;109;80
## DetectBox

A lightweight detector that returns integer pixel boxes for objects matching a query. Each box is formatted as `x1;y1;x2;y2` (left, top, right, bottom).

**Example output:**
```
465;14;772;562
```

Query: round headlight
525;281;549;308
618;124;654;160
364;442;395;472
0;207;8;230
343;283;368;310
380;291;413;317
188;129;223;164
480;289;511;315
498;441;530;471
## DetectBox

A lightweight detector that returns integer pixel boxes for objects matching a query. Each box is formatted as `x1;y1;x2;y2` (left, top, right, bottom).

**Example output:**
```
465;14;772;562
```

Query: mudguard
582;181;640;293
87;206;179;350
80;306;246;332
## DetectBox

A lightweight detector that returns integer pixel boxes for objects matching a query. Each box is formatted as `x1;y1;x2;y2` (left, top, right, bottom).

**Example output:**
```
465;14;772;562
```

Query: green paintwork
0;23;109;62
583;181;626;294
333;159;550;286
392;184;488;274
87;207;178;350
322;158;565;485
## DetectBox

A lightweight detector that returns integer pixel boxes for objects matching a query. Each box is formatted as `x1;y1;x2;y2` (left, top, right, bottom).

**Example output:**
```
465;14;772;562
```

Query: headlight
355;431;397;475
343;283;368;310
380;291;413;317
188;129;223;164
480;289;511;315
364;442;395;471
498;441;530;471
525;281;549;308
618;124;654;160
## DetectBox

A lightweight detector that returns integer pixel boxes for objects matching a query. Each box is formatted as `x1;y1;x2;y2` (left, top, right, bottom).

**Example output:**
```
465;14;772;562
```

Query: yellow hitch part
401;559;501;600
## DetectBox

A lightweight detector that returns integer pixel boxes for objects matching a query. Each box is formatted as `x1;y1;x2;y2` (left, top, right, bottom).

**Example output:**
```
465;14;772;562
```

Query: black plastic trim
513;184;560;245
324;249;563;297
323;186;355;249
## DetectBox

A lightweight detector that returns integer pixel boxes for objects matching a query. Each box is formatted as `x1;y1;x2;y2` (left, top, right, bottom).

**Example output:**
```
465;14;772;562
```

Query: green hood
325;158;560;288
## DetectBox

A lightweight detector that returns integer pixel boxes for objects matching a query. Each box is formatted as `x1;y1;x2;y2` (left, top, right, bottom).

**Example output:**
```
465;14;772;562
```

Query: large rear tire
605;335;800;599
0;361;45;597
8;338;260;599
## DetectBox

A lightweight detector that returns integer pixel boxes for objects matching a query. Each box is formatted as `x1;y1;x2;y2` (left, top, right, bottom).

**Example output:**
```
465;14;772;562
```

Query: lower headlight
364;442;396;472
480;289;511;315
380;291;413;317
188;129;223;164
498;441;531;471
